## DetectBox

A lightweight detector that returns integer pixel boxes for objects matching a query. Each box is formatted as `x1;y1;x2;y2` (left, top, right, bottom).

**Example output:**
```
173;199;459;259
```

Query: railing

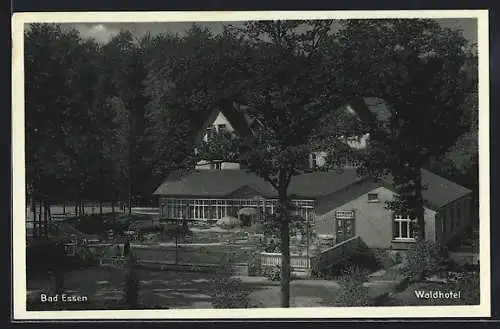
259;237;361;273
259;252;311;270
312;235;361;267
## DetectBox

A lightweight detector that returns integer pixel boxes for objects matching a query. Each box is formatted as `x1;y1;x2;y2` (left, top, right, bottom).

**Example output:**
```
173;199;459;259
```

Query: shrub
401;240;448;282
208;257;252;308
373;249;397;269
247;254;261;276
449;271;480;305
335;264;371;306
216;216;243;229
262;264;293;281
263;265;281;281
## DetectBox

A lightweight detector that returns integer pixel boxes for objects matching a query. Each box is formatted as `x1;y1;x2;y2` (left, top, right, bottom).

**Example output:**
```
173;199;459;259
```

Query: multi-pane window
367;193;379;203
217;124;227;133
162;198;315;222
335;210;355;241
311;153;318;168
206;127;215;141
393;215;415;240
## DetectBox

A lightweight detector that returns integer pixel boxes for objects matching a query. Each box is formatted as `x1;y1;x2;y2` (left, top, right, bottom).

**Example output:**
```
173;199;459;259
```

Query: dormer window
218;124;227;133
368;193;379;203
206;127;215;141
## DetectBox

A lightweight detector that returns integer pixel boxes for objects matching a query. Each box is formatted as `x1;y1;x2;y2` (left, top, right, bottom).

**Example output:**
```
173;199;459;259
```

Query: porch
258;236;362;277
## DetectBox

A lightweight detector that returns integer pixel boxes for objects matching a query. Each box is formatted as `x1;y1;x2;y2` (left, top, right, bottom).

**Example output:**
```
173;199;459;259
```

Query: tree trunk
31;199;37;239
38;201;42;239
43;201;49;237
415;170;425;241
175;218;179;265
63;200;66;215
279;214;291;308
111;200;115;213
99;200;103;216
128;181;132;215
278;170;291;308
30;181;37;238
47;202;51;221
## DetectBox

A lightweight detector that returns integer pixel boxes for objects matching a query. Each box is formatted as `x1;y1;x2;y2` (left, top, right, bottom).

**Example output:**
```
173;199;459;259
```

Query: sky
67;18;478;45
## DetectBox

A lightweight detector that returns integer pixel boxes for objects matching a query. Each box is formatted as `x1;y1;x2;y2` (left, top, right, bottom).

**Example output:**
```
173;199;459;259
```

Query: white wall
202;111;235;142
314;186;437;249
197;111;239;170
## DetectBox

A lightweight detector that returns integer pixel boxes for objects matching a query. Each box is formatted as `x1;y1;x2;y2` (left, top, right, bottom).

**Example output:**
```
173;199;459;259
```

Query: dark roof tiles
153;168;471;209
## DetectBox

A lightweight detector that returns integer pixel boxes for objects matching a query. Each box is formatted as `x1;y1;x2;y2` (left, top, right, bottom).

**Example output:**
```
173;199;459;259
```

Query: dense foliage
336;19;478;239
24;20;478;308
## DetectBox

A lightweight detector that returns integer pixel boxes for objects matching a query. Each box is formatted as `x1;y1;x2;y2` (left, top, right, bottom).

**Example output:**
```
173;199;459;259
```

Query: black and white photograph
12;10;490;319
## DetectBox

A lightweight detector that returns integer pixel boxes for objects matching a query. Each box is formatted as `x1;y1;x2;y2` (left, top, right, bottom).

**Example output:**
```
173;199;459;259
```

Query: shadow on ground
27;267;277;310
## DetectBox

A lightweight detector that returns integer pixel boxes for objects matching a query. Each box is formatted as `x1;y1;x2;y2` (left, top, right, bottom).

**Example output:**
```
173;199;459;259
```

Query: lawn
27;267;278;310
27;265;405;310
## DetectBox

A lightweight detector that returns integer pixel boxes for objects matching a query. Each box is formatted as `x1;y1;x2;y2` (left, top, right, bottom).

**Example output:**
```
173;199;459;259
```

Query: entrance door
335;210;355;243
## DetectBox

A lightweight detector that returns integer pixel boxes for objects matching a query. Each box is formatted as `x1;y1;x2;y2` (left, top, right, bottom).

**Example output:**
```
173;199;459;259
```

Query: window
335;210;355;240
217;124;227;133
367;193;379;203
311;153;318;168
335;210;355;219
393;215;415;240
206;127;214;141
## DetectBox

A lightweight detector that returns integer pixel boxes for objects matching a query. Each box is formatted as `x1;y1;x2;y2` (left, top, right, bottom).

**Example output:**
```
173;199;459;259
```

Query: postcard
11;9;490;320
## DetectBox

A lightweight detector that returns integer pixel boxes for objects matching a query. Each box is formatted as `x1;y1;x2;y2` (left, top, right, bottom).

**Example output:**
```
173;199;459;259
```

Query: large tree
226;21;360;307
143;22;360;307
143;25;248;179
25;23;102;230
99;30;153;212
337;19;477;240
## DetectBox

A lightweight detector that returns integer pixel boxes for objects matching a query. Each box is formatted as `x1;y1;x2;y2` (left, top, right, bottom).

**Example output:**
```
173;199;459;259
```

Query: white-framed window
206;127;215;141
217;124;227;133
311;153;318;168
367;193;379;203
335;210;355;238
393;215;415;240
335;210;355;219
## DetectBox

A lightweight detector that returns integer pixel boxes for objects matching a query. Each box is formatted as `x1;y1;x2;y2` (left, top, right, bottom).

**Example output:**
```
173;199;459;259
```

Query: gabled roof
382;170;472;210
192;105;253;149
153;169;364;198
153;168;471;210
153;169;275;198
